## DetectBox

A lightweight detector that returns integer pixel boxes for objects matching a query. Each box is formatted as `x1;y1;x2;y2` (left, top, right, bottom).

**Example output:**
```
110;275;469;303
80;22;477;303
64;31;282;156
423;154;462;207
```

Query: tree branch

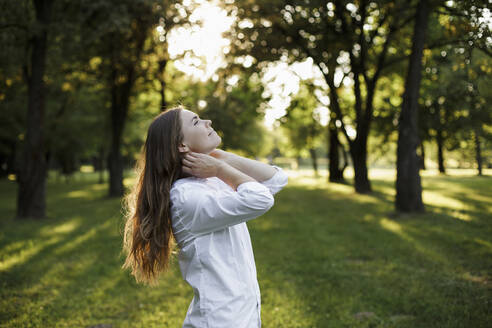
322;70;354;147
438;4;471;18
357;0;369;84
475;46;492;58
370;5;414;83
370;23;395;84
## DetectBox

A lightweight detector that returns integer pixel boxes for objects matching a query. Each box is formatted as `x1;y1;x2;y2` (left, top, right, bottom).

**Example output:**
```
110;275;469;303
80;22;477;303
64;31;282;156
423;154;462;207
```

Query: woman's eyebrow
191;115;198;123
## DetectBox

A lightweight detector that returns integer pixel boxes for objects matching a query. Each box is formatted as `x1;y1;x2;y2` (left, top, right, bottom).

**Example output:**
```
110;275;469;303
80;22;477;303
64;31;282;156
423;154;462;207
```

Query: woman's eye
194;120;198;126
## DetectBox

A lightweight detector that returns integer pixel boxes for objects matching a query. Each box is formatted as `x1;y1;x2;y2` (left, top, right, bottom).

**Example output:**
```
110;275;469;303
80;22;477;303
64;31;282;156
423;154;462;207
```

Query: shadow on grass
250;177;491;328
0;179;189;327
1;172;490;327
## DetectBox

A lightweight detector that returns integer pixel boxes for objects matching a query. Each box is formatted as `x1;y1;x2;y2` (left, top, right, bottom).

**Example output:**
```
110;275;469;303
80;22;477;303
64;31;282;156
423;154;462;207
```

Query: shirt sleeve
258;165;289;196
173;181;274;235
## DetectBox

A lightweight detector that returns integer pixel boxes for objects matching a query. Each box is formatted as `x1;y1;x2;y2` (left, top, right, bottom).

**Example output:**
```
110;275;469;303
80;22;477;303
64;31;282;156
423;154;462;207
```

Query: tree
280;81;325;175
14;0;54;218
416;1;492;175
196;69;270;157
464;48;492;176
223;0;417;193
81;0;194;197
1;0;116;217
419;47;467;174
0;1;30;180
328;116;350;182
395;0;429;213
138;1;200;112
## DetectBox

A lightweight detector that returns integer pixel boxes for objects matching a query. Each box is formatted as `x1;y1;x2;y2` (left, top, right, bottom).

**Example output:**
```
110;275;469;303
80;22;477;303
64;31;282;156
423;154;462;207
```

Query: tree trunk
419;141;426;170
0;141;16;178
107;74;129;197
350;138;371;193
341;142;349;173
328;124;345;182
327;79;371;193
158;59;168;111
107;19;148;197
309;148;318;176
474;129;482;176
436;129;446;174
97;146;105;184
350;89;372;194
16;0;53;219
108;148;123;196
395;0;428;213
295;155;301;170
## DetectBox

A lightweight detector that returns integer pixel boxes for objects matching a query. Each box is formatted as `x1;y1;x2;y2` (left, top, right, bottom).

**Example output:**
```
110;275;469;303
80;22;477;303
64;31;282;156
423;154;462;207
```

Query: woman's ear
178;143;189;153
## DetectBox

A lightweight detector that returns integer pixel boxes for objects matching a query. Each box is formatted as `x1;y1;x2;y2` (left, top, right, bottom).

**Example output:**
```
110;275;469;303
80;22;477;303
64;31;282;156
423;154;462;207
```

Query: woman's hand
181;151;225;178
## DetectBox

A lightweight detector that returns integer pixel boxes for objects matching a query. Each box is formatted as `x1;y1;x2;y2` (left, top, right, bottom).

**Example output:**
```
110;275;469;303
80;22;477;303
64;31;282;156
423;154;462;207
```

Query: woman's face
178;109;221;154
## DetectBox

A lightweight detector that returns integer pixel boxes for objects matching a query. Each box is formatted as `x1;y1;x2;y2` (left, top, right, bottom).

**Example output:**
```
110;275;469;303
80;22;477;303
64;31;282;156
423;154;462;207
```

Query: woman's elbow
255;192;274;214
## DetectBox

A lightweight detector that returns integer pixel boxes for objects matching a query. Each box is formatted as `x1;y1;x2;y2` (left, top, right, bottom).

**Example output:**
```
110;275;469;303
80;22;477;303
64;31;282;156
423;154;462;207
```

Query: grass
0;168;491;327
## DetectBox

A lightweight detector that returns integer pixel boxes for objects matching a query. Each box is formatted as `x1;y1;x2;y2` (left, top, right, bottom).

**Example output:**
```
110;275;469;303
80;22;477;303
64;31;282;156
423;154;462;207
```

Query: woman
122;106;288;327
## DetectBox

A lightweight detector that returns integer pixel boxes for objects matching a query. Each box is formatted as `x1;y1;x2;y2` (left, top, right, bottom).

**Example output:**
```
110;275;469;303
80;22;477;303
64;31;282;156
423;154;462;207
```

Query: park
1;0;491;327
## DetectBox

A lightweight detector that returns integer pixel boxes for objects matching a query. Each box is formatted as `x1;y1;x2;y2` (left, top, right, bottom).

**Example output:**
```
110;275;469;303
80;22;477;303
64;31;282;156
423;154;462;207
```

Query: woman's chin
214;134;222;145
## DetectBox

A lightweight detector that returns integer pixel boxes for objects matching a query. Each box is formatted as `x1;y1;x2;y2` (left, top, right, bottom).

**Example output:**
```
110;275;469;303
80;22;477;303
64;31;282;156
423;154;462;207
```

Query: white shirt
170;165;288;328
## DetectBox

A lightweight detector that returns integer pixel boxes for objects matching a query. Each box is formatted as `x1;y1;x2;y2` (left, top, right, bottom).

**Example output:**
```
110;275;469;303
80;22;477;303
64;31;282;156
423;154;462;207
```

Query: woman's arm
209;149;277;182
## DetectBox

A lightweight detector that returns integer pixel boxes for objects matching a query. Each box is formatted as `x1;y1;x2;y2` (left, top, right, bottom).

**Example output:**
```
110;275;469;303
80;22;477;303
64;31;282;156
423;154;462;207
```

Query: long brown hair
121;106;184;285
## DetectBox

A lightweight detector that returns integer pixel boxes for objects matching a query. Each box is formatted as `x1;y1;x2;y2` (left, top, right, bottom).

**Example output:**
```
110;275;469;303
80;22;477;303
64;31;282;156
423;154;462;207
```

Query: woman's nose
205;119;212;127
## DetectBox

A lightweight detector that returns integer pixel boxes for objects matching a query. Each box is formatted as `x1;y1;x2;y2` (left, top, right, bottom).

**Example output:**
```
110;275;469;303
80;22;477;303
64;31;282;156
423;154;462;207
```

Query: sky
166;0;331;130
166;0;491;135
167;0;233;82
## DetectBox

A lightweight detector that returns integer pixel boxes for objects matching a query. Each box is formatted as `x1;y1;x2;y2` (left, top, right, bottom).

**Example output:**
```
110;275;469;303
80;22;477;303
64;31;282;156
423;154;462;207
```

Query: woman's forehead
181;109;199;128
182;109;197;119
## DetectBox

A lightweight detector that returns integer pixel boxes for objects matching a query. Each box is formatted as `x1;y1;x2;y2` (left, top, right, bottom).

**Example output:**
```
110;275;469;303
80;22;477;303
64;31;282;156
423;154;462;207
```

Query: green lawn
1;169;491;328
